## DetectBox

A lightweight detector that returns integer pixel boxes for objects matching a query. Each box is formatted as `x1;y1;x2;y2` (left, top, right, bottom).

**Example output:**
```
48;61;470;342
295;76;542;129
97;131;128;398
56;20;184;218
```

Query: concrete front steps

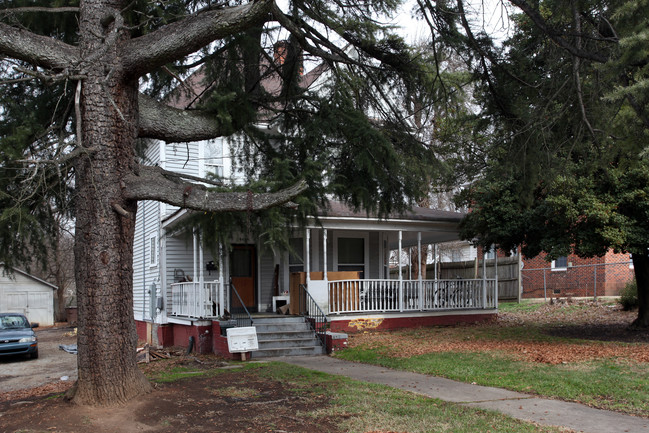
251;316;325;358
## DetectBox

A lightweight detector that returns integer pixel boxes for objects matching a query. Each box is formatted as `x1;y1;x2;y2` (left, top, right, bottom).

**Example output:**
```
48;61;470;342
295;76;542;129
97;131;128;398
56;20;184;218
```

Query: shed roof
0;263;58;291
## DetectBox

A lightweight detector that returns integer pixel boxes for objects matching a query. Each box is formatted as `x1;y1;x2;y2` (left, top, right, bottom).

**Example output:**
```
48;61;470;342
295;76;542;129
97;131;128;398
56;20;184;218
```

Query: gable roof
0;263;58;290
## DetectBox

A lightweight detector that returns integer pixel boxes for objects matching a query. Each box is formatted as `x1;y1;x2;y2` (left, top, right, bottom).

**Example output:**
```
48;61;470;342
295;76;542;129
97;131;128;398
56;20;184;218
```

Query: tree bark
631;252;649;328
69;0;151;405
124;166;307;211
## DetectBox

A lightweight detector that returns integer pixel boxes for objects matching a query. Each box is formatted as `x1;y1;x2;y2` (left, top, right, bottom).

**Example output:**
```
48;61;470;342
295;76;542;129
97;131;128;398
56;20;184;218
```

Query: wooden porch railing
170;280;224;318
328;278;497;314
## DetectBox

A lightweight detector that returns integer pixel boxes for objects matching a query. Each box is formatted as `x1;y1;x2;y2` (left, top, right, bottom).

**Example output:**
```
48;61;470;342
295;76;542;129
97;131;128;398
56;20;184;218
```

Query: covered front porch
165;203;498;324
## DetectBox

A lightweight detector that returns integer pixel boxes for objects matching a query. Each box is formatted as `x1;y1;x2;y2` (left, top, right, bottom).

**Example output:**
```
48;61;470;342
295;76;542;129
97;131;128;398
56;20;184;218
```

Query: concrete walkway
268;355;648;433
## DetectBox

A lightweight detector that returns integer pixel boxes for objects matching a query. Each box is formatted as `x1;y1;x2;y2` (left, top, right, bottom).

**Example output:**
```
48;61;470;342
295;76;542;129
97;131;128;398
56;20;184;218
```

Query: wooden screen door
230;244;256;311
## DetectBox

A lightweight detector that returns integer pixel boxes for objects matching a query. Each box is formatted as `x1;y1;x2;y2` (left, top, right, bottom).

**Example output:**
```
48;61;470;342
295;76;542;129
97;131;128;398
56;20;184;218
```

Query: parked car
0;313;39;359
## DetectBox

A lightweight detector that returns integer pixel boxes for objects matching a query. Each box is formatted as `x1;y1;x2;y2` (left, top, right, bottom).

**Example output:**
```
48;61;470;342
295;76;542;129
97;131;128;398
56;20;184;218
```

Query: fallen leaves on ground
0;381;73;403
347;301;649;364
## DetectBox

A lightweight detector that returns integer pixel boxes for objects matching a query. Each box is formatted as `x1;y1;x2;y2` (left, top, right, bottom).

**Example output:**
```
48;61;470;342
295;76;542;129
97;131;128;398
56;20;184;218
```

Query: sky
393;0;513;44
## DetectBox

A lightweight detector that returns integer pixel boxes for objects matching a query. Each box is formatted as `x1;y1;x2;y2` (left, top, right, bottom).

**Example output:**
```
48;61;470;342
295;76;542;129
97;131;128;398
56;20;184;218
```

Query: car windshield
0;315;29;329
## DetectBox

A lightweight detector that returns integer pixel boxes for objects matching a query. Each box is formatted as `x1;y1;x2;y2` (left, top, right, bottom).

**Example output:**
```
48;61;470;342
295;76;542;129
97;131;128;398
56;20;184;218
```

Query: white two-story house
132;48;498;358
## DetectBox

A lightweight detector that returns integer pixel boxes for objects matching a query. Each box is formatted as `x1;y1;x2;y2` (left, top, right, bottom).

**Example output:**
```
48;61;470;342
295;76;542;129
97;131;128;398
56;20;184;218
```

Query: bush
619;278;638;311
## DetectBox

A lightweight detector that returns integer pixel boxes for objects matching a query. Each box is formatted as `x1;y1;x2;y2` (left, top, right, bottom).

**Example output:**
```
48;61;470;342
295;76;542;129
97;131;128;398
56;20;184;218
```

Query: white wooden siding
164;234;219;314
133;141;162;322
0;268;55;326
132;198;161;321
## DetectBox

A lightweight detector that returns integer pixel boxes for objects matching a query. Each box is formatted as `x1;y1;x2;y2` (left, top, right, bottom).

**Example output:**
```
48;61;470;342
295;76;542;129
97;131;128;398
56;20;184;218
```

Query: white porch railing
328;279;497;314
170;280;225;318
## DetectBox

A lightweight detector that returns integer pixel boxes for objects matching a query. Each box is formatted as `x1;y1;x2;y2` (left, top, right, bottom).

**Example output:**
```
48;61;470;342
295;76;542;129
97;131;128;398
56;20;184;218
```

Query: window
551;256;568;271
149;235;158;267
338;237;365;278
204;139;224;178
288;237;304;273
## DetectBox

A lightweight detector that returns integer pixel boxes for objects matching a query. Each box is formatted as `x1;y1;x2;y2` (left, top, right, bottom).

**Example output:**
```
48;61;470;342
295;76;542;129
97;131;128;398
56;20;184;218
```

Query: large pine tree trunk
631;252;649;328
69;0;151;405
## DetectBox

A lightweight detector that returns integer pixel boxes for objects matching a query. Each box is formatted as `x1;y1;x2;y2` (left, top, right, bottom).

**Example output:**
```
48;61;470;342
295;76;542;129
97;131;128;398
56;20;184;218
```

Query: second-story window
204;139;224;178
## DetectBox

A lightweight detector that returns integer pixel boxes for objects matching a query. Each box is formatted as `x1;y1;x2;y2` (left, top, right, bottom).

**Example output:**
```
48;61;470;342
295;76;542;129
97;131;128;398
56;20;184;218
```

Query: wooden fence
437;257;520;301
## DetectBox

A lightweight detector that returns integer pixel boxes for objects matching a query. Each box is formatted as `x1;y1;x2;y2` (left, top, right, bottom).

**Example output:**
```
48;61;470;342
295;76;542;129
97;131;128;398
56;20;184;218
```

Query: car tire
30;349;39;359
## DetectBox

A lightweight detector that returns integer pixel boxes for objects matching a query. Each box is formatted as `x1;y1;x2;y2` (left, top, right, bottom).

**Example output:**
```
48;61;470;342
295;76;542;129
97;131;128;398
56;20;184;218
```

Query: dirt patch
0;365;342;433
346;301;649;365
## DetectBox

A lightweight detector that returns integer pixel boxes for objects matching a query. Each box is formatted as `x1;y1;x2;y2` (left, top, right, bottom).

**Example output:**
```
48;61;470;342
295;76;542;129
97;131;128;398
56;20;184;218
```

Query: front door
230;244;256;311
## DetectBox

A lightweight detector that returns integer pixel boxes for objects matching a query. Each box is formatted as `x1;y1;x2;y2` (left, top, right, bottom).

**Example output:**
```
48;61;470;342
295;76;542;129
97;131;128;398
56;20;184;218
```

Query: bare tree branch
122;0;273;77
124;165;307;212
0;23;78;70
138;94;231;142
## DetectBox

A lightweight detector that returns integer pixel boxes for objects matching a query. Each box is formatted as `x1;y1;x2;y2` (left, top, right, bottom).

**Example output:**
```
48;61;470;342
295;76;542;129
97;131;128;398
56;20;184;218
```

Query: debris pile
136;344;171;363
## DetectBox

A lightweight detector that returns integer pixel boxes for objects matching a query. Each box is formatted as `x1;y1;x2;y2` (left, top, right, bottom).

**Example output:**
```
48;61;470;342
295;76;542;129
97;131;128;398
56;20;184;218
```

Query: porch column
482;249;487;309
199;231;204;317
306;228;311;288
494;247;499;309
433;243;439;307
398;230;403;312
192;229;198;283
218;242;224;317
323;229;328;282
418;232;423;310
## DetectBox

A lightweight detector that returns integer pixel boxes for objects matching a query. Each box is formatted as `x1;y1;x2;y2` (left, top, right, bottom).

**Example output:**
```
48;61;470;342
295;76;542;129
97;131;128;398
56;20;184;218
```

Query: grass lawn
334;301;649;417
251;362;568;433
139;360;569;432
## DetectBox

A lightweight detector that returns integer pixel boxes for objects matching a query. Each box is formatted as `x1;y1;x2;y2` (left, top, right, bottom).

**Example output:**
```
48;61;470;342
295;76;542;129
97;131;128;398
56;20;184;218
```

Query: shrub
619;278;638;311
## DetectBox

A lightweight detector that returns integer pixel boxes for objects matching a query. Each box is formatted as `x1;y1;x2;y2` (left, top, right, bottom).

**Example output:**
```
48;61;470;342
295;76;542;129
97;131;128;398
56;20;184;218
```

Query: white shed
0;264;57;326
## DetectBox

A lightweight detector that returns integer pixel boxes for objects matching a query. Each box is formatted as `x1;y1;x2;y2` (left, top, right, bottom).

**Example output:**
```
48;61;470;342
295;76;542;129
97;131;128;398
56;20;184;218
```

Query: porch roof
312;201;465;247
162;201;466;246
318;201;464;222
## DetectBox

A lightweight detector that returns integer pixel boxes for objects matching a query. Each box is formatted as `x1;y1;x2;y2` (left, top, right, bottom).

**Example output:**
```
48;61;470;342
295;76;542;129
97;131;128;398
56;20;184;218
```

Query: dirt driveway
0;325;78;393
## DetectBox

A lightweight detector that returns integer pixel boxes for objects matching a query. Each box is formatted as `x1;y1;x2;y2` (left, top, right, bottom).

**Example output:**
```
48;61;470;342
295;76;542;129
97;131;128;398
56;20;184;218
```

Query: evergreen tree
0;0;450;405
439;0;649;327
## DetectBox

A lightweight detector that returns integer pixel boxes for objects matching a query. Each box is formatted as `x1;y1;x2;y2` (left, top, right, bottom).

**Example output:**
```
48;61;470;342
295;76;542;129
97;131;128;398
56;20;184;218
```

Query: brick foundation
328;312;495;333
325;332;348;353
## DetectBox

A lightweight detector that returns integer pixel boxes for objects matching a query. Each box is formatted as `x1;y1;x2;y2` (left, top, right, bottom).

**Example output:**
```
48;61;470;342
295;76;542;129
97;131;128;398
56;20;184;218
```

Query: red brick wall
170;323;213;354
329;313;495;333
521;251;633;298
325;332;348;353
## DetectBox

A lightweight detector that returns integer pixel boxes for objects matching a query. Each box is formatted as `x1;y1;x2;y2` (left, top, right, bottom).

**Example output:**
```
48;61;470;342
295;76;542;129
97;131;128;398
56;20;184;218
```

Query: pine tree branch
507;0;609;63
0;23;79;70
123;165;307;212
137;94;231;142
122;0;273;77
0;6;79;14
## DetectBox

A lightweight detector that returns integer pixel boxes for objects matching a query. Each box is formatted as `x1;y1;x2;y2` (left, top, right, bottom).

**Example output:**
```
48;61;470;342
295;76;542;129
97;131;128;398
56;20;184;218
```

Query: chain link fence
521;261;634;300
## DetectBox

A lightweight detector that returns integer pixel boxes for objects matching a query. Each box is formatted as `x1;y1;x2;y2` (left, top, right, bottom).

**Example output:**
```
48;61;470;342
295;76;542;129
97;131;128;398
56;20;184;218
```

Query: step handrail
298;283;327;347
229;279;253;328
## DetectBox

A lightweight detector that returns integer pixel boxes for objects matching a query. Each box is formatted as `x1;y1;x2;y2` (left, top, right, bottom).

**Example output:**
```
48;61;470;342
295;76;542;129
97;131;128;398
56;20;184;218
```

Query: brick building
520;250;633;298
